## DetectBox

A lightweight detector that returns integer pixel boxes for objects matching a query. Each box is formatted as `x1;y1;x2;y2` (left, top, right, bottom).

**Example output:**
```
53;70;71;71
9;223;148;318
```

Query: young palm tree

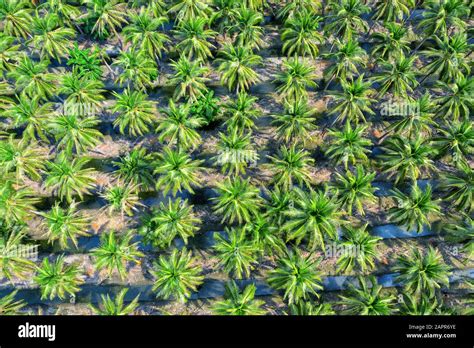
378;135;435;185
30;13;75;62
328;75;375;124
7;56;56;100
168;55;209;102
0;34;21;75
123;8;169;60
230;5;264;50
59;72;105;107
440;163;473;213
223;91;261;132
432;120;473;165
272;99;316;146
244;213;285;257
113;49;158;90
418;0;469;39
277;0;320;20
212;281;266;315
90;288;140;315
264;187;293;227
443;215;473;259
83;0;128;40
210;0;239;33
35;256;84;300
154;148;204;196
434;76;472;121
274;57;317;102
339;276;395;315
267;145;314;191
268;248;323;305
212;177;262;224
389;184;441;233
142;198;201;248
283;187;341;250
399;293;451;315
157;99;203;151
92;230;144;280
39;0;81;27
168;0;211;22
371;22;411;62
325;122;372;169
38;201;90;249
49;113;103;155
67;44;103;80
151;248;204;302
0;181;38;227
0;135;46;181
173;18;217;61
0;290;25;314
213;129;258;176
111;88;156;137
281;10;323;58
0;226;35;280
330;165;377;216
394;246;451;298
214;227;259;278
288;300;335;315
0;0;33;39
324;0;369;42
216;44;262;93
190;89;220;125
45;154;96;203
101;182;142;217
372;53;418;99
336;224;381;274
113;148;154;191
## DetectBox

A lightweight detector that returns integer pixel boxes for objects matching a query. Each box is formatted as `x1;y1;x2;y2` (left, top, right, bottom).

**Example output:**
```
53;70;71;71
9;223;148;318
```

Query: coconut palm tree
268;248;323;305
151;248;204;302
0;225;35;280
372;53;418;99
223;91;260;132
83;0;128;40
113;148;154;191
90;288;140;315
92;230;144;280
372;0;413;22
267;145;314;191
328;75;375;124
113;49;158;91
394;246;451;298
0;290;25;314
168;0;211;22
45;154;96;203
168;55;209;102
324;0;369;42
281;10;323;58
213;129;258;176
389;184;441;233
336;224;381;274
325;122;372;169
440;162;473;213
322;39;367;89
277;0;320;20
284;187;341;250
399;293;452;315
378;135;435;185
5;94;52;143
432;120;473;165
59;72;105;107
212;281;266;315
38;201;90;249
216;44;262;93
0;181;38;227
339;276;395;315
123;8;169;60
210;0;239;33
67;44;103;80
101;182;142;217
214;227;259;278
174;17;216;61
0;34;21;75
272;99;316;146
288;300;335;315
230;6;264;50
212;176;262;224
330;165;377;216
0;135;46;181
244;213;285;257
39;0;81;27
142;198;201;247
0;0;32;39
30;13;75;62
274;57;317;102
7;56;56;100
443;214;473;259
434;76;472;121
154;148;204;196
35;255;84;300
371;22;411;62
49;113;103;156
264;187;293;227
418;0;469;39
111;88;156;137
157;99;203;151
